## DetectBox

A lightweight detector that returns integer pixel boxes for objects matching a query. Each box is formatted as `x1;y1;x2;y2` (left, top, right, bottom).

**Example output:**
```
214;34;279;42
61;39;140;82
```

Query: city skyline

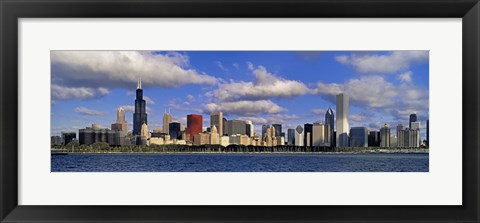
51;51;429;139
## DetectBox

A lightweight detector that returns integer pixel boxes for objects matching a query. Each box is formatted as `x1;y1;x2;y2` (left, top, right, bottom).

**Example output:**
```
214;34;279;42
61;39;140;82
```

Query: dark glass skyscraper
169;122;181;140
304;123;313;147
409;113;417;129
272;124;282;138
133;80;147;135
325;107;335;147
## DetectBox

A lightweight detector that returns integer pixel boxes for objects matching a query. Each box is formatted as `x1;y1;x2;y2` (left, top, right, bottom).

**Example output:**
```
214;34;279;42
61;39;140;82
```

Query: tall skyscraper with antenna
133;79;147;135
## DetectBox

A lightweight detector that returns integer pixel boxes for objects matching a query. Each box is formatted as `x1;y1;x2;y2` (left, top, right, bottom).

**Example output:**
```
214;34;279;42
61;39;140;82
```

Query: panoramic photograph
51;50;429;172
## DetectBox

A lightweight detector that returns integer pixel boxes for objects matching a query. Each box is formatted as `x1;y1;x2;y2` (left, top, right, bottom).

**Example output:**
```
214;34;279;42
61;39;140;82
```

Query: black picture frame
1;0;479;222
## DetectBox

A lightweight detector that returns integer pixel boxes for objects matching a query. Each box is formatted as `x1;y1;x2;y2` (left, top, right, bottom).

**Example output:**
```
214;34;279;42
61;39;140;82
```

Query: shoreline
52;150;429;155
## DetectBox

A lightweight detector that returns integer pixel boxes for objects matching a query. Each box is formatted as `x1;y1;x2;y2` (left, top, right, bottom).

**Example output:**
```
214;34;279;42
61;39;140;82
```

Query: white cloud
203;100;285;116
350;114;367;122
237;114;299;125
209;63;311;102
74;107;103;116
311;108;326;115
232;63;240;70
51;84;109;100
119;105;152;114
397;71;413;84
315;76;398;108
314;74;428;124
120;105;135;112
186;94;195;101
335;51;428;74
143;96;155;105
215;61;228;72
51;51;218;89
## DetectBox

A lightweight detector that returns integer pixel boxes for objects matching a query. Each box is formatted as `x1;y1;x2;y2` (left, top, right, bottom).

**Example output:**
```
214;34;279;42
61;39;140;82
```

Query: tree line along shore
52;142;429;154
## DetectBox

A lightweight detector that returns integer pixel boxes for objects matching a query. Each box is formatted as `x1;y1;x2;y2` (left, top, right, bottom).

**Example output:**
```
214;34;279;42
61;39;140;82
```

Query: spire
137;79;142;89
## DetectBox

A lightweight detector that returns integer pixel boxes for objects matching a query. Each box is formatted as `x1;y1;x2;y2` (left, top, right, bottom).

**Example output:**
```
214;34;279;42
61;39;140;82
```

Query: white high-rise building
295;125;304;147
336;93;349;147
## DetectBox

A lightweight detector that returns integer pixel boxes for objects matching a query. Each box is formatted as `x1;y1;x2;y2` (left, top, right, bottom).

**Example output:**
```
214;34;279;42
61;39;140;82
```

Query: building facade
169;122;181;140
336;93;349;147
325;107;335;148
133;79;148;135
380;124;390;147
227;120;246;136
368;131;380;147
187;114;203;141
304;123;313;147
350;127;368;147
409;113;417;129
61;132;76;145
287;129;295;145
162;110;172;134
294;125;304;147
210;112;223;137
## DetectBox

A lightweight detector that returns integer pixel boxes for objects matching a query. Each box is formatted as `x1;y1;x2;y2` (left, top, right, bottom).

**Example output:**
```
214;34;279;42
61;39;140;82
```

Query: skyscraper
133;79;147;135
111;107;128;145
409;113;417;129
368;131;380;147
210;112;223;137
169;122;181;140
227;120;246;136
245;120;254;137
222;118;227;136
350;127;368;147
287;129;295;145
426;119;429;147
304;123;313;147
187;114;203;141
325;107;335;148
262;124;270;138
272;124;282;138
162;109;172;134
312;122;328;147
294;125;304;147
380;124;390;147
410;121;421;146
336;93;349;147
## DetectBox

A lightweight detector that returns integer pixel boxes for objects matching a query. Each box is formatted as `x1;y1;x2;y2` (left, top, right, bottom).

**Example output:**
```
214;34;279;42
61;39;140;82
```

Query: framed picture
1;0;479;222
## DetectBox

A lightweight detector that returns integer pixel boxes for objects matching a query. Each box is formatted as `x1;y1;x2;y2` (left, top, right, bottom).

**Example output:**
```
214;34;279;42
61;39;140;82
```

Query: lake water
51;153;428;172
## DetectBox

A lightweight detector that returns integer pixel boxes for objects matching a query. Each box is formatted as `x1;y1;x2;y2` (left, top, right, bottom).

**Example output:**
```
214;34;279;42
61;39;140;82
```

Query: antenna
137;79;142;89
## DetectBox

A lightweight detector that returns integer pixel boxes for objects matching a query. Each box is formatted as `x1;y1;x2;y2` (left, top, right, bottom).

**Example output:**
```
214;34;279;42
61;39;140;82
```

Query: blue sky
51;51;429;139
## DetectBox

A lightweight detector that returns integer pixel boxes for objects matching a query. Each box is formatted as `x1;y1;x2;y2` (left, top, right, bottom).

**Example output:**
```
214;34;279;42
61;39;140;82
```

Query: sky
51;51;429;140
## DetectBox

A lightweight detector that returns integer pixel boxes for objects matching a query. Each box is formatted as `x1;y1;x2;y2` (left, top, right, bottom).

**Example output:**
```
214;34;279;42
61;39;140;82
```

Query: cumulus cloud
203;100;286;116
315;76;398;108
397;71;413;84
314;74;428;124
237;114;299;125
119;105;152;114
208;63;311;102
120;105;135;112
51;84;109;100
335;51;428;74
311;108;326;115
51;51;218;89
186;94;195;101
143;96;155;105
350;114;367;122
74;107;103;116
